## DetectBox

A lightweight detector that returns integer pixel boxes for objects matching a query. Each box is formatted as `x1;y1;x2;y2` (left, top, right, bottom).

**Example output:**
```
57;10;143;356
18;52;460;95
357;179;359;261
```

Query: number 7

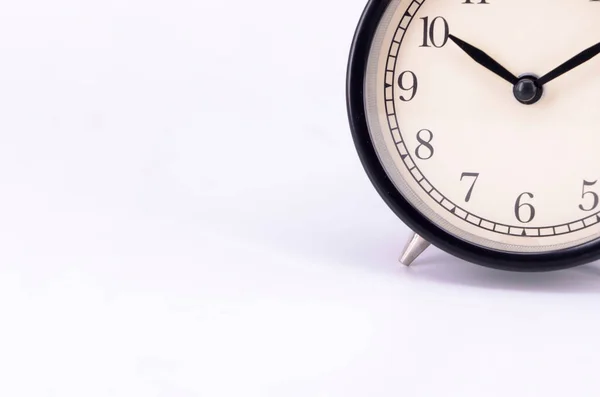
460;172;480;202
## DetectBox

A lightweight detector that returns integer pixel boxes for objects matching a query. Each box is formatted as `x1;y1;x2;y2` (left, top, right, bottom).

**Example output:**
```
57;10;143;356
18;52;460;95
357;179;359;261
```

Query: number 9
398;71;418;102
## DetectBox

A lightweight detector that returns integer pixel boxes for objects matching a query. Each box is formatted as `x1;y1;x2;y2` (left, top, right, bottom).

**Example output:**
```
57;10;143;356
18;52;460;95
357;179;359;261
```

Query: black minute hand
449;34;518;85
537;41;600;86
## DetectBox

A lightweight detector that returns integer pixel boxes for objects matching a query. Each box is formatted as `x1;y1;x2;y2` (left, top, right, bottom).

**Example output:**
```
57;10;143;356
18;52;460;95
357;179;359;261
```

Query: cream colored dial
365;0;600;252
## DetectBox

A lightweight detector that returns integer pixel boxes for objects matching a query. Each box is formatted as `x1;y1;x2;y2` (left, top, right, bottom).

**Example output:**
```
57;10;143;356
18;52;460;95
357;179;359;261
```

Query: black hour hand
449;34;518;85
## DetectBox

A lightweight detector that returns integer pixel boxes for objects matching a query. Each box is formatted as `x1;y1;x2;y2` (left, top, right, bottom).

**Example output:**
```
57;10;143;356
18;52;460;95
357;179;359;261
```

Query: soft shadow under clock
406;252;600;294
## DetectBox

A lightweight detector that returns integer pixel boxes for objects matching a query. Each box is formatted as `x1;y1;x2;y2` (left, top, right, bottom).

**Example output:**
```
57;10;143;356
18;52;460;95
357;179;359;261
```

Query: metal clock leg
400;232;430;266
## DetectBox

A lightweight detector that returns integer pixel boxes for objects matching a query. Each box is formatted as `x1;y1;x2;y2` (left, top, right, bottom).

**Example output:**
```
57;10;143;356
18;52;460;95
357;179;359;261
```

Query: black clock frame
346;0;600;271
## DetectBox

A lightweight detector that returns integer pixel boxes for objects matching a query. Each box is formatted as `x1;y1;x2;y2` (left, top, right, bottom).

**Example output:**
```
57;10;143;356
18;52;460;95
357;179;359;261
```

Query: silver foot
400;232;430;266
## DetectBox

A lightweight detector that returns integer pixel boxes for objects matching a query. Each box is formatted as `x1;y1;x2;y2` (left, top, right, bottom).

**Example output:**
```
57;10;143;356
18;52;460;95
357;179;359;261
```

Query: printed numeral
398;71;418;102
420;17;449;48
460;173;479;202
415;129;434;160
579;180;599;212
515;193;535;223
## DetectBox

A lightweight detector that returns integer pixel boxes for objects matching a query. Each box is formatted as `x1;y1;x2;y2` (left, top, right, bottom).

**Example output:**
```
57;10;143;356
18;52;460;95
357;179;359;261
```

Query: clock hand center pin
513;74;543;105
449;34;545;105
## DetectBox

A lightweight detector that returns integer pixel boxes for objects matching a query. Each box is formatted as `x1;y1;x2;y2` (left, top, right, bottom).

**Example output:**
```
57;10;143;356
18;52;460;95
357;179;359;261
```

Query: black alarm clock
347;0;600;271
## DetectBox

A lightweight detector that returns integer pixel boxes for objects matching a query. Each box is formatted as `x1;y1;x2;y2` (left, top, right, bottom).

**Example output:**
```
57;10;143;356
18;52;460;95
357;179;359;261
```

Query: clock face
352;0;600;262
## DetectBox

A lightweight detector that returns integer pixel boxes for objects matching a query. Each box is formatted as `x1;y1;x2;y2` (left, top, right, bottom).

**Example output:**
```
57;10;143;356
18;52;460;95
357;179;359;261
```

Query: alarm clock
347;0;600;271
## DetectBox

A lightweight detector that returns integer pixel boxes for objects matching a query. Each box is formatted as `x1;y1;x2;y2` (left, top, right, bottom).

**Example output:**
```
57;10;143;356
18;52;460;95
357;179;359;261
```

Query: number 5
579;180;599;212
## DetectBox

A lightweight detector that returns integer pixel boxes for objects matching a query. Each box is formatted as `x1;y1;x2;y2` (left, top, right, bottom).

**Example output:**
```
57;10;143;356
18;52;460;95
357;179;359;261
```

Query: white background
1;0;600;396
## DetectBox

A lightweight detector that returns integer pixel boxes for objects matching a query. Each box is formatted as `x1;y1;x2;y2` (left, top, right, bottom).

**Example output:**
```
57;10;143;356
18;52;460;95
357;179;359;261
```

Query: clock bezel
346;0;600;271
